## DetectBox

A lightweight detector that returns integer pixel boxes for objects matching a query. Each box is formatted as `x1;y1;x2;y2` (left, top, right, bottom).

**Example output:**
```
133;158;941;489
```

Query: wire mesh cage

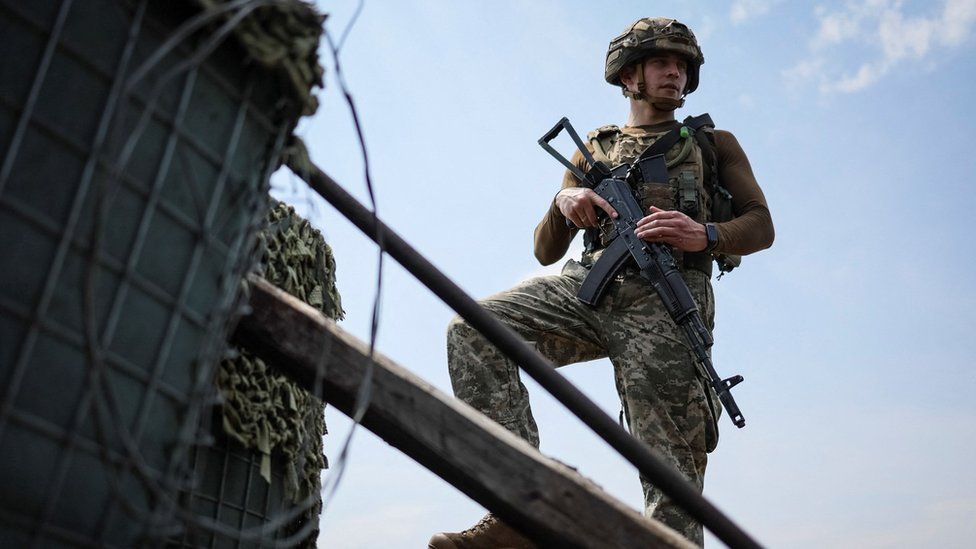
169;418;304;548
0;0;323;546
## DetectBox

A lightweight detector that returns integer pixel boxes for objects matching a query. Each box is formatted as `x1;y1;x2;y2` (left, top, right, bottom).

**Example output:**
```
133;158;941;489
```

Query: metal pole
286;156;762;549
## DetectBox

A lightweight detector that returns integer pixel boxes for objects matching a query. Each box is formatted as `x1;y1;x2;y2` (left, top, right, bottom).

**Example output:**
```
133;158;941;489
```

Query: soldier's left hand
635;206;708;252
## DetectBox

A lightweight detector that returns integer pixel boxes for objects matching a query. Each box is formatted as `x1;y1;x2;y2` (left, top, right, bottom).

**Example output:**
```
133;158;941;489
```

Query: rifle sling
633;113;714;164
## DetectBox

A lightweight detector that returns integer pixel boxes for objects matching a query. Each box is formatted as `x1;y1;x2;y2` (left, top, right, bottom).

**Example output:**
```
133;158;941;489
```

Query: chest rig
581;114;724;275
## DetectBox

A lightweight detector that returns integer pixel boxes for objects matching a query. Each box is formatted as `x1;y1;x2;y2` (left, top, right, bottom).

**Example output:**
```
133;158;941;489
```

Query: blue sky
268;1;976;547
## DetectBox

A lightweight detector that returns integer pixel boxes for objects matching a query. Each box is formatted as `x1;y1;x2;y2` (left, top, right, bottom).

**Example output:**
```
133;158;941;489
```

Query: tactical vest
581;120;719;274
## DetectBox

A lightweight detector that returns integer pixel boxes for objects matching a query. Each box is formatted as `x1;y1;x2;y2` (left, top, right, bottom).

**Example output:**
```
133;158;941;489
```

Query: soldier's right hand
555;187;618;228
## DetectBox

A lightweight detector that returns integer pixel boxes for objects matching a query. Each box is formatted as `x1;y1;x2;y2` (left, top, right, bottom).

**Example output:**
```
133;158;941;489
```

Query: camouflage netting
191;0;326;115
218;200;343;505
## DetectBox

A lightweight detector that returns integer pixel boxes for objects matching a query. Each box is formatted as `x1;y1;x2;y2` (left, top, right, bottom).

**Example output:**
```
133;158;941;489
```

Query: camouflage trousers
447;259;721;546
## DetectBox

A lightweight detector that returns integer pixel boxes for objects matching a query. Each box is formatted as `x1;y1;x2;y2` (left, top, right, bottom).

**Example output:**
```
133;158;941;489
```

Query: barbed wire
314;0;383;523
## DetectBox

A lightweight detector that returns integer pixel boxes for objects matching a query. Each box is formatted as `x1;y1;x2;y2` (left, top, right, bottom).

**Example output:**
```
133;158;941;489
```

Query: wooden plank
234;276;695;549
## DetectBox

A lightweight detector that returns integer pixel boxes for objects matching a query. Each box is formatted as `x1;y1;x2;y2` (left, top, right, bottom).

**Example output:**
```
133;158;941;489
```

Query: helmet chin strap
622;60;685;111
648;95;684;111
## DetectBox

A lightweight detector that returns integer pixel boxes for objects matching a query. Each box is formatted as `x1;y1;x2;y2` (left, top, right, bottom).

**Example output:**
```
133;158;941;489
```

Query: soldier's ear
619;65;636;88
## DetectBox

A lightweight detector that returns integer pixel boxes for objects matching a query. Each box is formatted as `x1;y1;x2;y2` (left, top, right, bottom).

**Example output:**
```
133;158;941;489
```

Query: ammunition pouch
708;182;738;275
678;171;699;218
711;183;733;223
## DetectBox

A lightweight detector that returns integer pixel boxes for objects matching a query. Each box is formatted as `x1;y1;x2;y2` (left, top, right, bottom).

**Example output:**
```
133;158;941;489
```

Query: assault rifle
538;117;746;428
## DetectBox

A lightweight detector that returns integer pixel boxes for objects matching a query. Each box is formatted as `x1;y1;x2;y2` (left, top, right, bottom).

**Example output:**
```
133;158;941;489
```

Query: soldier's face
639;53;689;97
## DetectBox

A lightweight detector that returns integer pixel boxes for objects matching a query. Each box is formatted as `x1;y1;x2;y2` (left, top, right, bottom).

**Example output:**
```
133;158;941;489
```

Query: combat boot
427;513;536;549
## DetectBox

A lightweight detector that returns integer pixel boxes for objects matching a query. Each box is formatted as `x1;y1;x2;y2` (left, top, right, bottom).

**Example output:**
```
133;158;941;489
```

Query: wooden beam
234;276;695;548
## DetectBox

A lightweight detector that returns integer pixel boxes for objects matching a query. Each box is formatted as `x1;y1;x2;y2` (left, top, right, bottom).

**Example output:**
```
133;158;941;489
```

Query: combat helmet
605;17;704;109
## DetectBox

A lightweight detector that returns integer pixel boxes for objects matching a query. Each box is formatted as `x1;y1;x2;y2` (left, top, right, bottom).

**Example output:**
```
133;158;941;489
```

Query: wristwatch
704;223;719;252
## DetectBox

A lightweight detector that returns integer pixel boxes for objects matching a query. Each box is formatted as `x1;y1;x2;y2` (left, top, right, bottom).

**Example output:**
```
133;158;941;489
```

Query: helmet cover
605;17;704;94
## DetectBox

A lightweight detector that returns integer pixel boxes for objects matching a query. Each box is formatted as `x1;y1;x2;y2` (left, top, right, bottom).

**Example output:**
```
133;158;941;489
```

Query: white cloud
810;6;865;49
730;0;782;25
945;0;976;42
782;57;824;87
785;0;976;94
832;61;887;93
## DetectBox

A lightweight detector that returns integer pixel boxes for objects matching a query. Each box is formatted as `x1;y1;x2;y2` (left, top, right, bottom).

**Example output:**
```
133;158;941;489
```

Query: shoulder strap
686;114;715;157
690;118;719;193
587;125;620;166
682;113;713;131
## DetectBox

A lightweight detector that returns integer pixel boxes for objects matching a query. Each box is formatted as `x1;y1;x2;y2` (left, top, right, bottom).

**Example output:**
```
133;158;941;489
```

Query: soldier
429;17;773;548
